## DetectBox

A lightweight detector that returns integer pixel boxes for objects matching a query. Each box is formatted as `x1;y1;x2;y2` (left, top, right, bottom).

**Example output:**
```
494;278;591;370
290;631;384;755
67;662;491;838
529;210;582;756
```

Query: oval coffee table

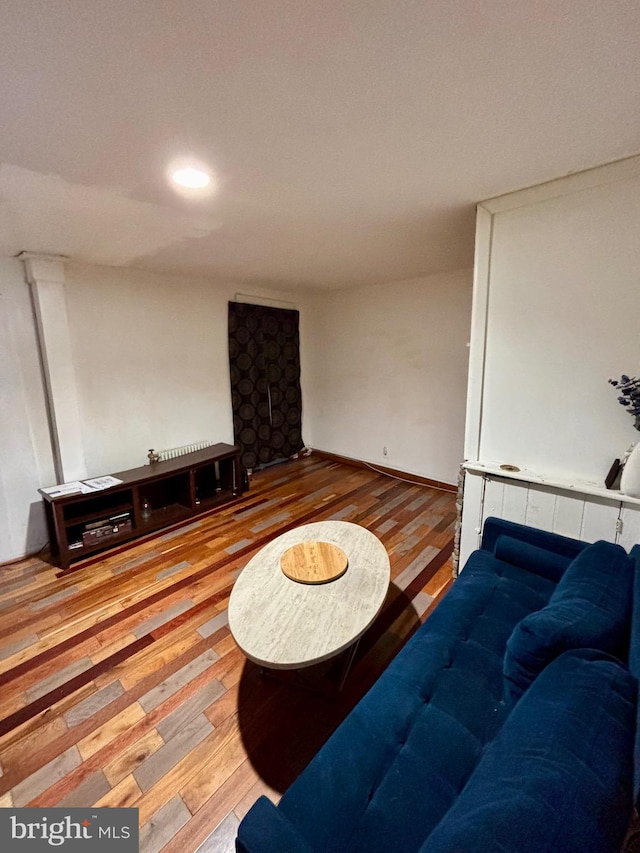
228;520;390;686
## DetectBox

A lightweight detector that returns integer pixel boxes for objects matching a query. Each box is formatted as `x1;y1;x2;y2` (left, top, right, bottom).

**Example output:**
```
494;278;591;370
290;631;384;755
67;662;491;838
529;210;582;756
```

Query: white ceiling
1;0;639;290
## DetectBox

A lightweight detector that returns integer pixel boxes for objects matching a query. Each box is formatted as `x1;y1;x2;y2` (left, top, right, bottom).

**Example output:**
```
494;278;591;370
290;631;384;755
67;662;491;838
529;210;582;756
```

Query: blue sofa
236;517;639;853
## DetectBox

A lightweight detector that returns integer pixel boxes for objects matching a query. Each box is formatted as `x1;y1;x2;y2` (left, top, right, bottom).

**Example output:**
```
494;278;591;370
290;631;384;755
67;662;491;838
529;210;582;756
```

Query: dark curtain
228;301;304;470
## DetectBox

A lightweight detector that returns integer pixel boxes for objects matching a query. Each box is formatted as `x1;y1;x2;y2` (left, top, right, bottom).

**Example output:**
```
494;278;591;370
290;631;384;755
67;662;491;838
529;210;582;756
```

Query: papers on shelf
41;475;124;497
82;476;124;490
41;482;85;497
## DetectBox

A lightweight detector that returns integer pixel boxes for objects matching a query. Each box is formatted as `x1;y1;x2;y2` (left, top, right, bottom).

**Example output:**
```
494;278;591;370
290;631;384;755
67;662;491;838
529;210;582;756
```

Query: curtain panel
228;301;304;470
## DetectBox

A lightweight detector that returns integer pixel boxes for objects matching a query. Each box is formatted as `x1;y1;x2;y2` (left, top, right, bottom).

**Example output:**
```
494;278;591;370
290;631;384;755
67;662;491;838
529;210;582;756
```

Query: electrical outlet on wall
383;446;388;457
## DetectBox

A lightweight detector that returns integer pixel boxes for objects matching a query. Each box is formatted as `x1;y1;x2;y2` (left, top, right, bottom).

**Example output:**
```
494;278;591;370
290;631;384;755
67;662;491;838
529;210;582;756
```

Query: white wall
0;258;56;562
64;264;301;476
301;269;473;485
473;162;640;483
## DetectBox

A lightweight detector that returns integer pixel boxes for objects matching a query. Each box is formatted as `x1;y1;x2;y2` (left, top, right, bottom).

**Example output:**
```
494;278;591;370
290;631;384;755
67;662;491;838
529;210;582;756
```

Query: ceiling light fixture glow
171;166;211;189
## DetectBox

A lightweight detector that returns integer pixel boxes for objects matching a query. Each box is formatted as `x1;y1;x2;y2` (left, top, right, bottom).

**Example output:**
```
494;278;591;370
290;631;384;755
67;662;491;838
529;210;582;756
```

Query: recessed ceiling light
171;166;211;189
167;157;218;197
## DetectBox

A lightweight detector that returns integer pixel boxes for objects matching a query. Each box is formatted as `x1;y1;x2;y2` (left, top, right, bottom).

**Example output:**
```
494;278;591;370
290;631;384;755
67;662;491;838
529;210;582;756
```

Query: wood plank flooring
0;456;456;853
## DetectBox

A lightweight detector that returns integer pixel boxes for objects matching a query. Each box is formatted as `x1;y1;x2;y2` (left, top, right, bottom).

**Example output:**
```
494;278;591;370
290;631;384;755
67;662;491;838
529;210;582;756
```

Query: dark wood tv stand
39;443;242;569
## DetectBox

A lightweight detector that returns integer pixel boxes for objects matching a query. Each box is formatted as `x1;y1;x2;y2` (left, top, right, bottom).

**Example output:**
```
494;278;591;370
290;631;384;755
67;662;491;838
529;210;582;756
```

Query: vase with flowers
609;374;640;497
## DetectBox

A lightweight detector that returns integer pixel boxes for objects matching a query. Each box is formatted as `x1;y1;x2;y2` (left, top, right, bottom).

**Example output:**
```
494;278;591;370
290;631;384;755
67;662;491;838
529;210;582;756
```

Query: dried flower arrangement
609;375;640;431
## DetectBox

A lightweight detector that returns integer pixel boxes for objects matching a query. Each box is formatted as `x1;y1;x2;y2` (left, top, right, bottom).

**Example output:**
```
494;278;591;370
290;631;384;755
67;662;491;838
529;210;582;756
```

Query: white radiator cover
459;463;640;570
154;440;215;462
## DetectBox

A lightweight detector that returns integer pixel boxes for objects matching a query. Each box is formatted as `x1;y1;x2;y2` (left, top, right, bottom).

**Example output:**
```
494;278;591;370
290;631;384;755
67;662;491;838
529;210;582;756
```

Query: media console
39;443;242;569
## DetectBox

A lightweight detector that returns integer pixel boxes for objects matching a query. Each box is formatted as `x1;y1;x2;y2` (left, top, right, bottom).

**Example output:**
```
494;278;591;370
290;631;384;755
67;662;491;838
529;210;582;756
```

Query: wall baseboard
310;448;457;493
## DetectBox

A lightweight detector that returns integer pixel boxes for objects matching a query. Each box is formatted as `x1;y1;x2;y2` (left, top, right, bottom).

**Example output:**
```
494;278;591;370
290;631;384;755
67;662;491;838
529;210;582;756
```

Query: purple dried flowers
609;375;640;431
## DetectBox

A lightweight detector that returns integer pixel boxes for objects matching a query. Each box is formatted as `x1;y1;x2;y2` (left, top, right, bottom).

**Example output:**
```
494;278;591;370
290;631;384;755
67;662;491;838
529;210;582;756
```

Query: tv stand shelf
40;443;242;569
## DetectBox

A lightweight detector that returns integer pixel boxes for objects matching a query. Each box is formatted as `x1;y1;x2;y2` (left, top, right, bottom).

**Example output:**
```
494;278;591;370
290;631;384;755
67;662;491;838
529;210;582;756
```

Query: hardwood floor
0;456;456;853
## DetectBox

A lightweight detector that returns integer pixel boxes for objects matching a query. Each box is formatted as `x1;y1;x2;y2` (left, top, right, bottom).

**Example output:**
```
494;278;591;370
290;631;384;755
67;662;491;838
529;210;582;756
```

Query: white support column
463;204;493;462
20;252;87;483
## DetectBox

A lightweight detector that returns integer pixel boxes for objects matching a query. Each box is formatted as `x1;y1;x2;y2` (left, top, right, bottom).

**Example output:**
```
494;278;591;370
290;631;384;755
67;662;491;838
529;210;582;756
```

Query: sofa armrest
481;517;588;561
236;796;315;853
493;535;572;583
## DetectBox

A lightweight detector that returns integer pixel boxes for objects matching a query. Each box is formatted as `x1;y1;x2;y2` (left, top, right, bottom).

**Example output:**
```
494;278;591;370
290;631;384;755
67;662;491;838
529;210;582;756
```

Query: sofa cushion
503;540;633;706
272;630;501;853
433;549;556;655
421;649;636;853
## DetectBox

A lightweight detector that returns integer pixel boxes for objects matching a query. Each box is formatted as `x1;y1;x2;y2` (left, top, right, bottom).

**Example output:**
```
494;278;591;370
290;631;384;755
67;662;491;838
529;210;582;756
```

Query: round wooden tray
280;541;349;584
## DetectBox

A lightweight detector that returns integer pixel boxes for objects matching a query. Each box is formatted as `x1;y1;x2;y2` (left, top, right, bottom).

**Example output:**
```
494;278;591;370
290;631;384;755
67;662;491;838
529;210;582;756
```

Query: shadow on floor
236;583;421;793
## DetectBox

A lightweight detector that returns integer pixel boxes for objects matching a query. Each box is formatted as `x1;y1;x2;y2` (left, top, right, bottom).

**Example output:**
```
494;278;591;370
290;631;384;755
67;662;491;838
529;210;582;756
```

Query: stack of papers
83;476;124;491
41;476;124;497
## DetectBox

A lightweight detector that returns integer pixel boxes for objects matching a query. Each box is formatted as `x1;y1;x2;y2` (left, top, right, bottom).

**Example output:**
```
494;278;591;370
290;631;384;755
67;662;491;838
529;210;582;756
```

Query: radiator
152;440;216;462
